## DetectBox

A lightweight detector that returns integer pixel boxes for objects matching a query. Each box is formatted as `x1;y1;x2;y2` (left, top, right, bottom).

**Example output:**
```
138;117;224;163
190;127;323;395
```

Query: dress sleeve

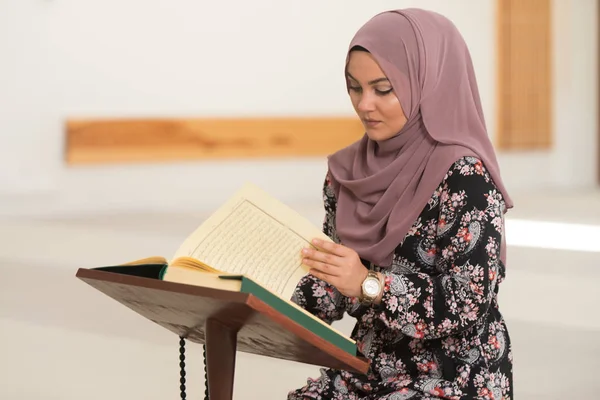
375;161;506;339
290;172;348;324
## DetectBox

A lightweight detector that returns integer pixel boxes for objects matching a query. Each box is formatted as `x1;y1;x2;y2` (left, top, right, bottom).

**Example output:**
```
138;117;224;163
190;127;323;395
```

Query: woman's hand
301;238;369;298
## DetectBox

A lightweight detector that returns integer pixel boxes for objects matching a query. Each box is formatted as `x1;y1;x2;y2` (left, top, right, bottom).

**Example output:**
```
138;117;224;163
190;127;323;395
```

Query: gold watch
359;271;382;305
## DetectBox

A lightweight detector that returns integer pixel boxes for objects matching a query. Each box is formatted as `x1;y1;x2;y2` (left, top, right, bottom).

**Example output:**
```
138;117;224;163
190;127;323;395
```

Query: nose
356;92;376;113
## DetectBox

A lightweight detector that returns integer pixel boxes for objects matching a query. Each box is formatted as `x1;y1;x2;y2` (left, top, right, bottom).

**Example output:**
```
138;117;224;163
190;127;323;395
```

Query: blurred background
1;0;598;399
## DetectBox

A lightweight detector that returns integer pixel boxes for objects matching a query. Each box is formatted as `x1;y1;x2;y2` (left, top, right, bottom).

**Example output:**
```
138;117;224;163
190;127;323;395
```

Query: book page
172;183;332;300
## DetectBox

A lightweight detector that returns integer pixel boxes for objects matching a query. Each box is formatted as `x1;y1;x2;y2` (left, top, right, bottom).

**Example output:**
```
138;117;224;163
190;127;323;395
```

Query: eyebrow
346;72;390;85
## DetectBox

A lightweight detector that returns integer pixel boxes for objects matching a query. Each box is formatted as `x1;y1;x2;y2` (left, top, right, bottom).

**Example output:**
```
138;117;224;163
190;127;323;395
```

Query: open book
93;182;356;355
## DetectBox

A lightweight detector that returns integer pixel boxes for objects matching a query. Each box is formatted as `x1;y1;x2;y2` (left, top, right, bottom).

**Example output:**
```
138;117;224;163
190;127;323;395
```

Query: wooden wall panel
65;117;365;165
497;0;553;150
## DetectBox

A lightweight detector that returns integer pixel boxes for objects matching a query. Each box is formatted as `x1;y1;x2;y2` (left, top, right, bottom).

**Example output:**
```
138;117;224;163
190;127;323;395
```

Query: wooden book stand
76;268;369;400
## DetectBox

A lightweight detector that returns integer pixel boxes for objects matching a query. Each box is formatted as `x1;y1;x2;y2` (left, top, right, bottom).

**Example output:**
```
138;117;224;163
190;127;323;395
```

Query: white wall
550;0;598;187
2;0;595;218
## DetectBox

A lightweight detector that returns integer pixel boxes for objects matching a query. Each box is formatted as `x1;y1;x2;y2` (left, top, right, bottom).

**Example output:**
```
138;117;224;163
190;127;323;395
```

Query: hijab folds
327;8;513;267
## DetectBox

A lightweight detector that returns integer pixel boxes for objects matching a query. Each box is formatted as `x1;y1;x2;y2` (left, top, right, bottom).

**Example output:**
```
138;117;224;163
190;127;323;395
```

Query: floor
1;188;599;399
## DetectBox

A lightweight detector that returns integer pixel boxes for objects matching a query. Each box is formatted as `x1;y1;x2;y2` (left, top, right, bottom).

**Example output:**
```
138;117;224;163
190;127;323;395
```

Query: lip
363;119;382;127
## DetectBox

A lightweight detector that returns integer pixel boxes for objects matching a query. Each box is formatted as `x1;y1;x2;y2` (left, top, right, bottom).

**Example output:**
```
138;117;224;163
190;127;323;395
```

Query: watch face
363;278;381;296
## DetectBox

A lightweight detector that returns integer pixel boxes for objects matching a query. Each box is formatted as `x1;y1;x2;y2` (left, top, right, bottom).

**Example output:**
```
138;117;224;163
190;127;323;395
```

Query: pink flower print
387;296;399;313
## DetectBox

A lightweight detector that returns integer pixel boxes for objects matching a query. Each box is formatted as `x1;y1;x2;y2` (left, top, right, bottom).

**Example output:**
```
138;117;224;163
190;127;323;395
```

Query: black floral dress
288;157;513;400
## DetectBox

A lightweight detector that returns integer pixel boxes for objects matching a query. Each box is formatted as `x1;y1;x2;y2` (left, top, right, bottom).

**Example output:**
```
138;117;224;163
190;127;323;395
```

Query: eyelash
348;86;393;96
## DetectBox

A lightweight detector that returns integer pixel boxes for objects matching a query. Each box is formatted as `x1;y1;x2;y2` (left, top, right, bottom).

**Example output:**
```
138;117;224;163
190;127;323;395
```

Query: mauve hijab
327;8;513;267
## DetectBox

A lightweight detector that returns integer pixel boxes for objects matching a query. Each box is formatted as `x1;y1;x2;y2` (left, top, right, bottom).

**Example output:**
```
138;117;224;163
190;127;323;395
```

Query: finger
302;247;343;266
308;269;337;286
311;238;350;257
302;258;341;277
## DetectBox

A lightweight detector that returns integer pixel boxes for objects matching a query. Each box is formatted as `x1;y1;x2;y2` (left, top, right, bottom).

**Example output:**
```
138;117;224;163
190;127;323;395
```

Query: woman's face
346;50;407;141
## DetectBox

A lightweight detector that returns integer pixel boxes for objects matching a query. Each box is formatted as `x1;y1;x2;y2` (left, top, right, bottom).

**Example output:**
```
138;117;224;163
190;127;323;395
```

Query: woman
289;8;514;400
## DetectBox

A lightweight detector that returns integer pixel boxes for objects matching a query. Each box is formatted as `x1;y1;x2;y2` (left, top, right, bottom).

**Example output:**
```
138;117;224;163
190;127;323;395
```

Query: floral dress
288;157;513;400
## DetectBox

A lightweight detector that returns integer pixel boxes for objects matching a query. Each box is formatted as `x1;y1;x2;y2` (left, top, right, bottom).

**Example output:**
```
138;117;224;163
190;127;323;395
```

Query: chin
365;129;395;142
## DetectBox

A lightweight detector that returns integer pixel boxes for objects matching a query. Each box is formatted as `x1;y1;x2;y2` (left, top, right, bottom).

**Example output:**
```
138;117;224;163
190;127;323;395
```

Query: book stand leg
205;318;237;400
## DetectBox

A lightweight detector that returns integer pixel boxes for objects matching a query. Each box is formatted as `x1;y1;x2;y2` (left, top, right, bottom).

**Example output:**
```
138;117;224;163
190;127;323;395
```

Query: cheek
381;97;407;130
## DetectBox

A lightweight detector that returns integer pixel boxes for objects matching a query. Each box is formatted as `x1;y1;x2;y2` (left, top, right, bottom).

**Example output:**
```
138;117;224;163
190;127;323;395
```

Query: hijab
327;8;513;267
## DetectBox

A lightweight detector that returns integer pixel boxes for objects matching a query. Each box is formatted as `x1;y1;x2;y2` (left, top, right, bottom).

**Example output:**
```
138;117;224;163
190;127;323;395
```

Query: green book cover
219;274;356;356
